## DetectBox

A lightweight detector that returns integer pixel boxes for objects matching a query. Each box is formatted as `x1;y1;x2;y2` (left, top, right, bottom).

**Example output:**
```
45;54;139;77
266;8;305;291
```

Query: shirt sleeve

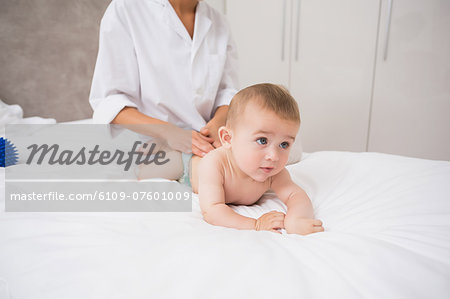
211;23;239;116
89;1;140;124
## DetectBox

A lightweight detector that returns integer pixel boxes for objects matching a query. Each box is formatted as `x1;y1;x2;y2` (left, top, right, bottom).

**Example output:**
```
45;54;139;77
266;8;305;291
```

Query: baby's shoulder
198;147;227;171
203;147;227;161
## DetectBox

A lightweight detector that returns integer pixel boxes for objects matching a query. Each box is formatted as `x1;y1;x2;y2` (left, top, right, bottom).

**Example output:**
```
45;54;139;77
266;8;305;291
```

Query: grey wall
0;0;111;122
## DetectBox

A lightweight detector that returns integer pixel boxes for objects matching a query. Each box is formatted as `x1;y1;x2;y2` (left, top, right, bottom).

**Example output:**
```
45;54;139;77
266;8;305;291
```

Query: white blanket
0;151;449;298
0;100;56;137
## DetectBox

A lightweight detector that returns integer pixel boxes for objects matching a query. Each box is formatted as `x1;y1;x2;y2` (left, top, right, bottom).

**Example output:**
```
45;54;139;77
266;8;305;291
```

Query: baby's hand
255;211;285;234
284;216;324;235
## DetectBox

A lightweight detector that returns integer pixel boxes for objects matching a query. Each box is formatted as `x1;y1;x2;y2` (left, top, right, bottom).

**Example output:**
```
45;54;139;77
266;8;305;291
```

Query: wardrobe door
225;0;292;88
289;0;380;152
206;0;225;14
368;0;450;161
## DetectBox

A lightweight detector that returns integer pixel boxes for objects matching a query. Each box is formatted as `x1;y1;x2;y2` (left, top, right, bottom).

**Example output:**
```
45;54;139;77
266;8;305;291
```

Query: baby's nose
265;147;279;161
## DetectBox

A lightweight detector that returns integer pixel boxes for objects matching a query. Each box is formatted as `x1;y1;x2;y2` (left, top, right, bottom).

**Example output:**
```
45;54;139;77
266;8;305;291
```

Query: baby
139;83;323;235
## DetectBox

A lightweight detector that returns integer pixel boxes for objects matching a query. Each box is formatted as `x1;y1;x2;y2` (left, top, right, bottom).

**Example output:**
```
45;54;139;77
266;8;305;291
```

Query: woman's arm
113;107;215;155
89;1;141;125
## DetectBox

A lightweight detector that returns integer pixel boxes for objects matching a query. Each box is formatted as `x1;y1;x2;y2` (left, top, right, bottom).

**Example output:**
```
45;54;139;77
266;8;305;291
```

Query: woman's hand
199;125;221;148
160;125;215;156
163;125;192;153
192;130;215;157
166;105;229;157
199;105;228;149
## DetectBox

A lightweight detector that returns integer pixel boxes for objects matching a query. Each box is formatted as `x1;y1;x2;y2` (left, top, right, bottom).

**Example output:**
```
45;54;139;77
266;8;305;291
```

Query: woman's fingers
192;144;213;157
200;126;222;148
200;127;209;136
192;144;212;157
193;131;214;144
195;141;214;155
192;145;204;157
199;134;215;144
192;132;215;155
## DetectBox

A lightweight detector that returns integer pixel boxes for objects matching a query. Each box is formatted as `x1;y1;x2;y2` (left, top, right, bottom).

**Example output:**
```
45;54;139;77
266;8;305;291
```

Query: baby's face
230;101;299;182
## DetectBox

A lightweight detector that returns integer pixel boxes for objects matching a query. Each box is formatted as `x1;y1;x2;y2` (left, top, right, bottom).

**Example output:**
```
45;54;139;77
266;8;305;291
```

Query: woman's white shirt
89;0;239;131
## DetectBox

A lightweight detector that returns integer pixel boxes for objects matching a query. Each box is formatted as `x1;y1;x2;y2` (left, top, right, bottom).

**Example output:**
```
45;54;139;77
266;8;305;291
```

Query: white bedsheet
1;151;449;298
0;100;56;137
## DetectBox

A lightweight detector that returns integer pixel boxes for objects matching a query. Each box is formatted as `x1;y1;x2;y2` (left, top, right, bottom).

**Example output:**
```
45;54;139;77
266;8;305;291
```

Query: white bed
1;151;450;299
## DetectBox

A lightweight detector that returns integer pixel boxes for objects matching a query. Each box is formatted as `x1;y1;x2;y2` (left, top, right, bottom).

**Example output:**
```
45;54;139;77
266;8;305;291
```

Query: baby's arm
271;168;323;235
198;155;284;233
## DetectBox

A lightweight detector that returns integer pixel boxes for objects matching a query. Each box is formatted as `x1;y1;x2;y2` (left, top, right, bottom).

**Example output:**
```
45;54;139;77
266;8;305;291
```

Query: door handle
282;0;287;61
383;0;393;61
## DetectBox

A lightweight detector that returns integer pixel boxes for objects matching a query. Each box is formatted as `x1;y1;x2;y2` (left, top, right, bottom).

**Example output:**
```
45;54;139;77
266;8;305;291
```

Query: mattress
1;151;449;298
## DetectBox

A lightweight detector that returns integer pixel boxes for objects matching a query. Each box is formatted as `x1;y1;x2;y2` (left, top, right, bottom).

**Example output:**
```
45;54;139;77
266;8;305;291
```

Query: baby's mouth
260;167;274;173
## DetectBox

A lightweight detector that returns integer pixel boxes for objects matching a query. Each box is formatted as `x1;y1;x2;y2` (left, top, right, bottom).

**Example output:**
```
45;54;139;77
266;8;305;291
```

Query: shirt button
196;87;203;95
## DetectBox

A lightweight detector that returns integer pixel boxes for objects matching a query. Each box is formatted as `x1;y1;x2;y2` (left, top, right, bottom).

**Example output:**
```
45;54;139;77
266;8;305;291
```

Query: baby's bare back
192;147;270;205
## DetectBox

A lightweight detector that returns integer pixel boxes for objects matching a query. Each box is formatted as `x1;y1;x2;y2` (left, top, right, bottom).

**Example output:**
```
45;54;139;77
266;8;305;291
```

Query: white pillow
286;129;303;165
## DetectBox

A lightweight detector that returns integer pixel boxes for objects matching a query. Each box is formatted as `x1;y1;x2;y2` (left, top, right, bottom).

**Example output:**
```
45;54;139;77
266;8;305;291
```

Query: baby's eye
256;137;268;145
280;142;290;149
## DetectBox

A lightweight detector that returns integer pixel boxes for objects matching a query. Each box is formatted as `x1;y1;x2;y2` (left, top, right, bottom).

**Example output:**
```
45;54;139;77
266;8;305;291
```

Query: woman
89;0;238;157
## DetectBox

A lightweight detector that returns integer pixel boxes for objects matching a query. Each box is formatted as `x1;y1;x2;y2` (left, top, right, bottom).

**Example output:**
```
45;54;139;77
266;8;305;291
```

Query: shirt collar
161;1;212;52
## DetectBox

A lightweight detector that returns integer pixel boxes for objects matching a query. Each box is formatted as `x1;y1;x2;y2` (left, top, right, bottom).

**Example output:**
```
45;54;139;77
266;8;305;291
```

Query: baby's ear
218;126;232;148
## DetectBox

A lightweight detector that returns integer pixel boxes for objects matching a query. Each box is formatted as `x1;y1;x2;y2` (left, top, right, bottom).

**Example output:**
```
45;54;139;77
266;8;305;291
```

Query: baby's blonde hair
226;83;300;129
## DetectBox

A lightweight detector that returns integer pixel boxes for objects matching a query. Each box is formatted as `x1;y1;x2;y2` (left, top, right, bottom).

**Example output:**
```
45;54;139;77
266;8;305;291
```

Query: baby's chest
223;180;268;206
